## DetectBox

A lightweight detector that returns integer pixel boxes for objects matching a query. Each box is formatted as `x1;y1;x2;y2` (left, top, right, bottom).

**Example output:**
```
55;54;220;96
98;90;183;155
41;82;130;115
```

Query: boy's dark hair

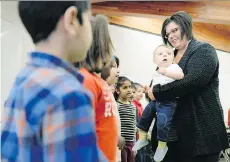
114;76;130;100
18;1;90;43
161;11;194;46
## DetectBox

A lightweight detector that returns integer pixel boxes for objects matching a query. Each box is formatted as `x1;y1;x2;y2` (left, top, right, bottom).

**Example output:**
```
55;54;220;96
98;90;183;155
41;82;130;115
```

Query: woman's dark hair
78;14;114;73
18;1;90;43
161;11;194;46
114;76;130;101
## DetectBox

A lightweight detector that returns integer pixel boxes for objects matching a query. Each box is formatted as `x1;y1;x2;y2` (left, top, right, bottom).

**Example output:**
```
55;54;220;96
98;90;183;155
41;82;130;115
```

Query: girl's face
134;86;144;101
107;61;119;85
118;80;132;100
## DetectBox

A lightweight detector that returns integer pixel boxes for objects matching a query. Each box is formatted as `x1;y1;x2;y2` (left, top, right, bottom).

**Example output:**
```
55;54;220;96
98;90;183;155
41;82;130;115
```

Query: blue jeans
137;100;176;142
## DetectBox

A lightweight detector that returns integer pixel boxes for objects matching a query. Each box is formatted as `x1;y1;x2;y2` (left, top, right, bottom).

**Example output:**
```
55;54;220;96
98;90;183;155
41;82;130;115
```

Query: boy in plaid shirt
1;1;106;162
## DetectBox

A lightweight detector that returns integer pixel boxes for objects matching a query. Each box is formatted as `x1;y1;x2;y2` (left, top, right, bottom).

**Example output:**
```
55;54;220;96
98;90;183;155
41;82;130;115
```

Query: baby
132;44;184;162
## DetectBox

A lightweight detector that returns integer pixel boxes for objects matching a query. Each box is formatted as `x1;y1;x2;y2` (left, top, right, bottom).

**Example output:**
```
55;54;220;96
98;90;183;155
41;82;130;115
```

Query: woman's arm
152;43;218;100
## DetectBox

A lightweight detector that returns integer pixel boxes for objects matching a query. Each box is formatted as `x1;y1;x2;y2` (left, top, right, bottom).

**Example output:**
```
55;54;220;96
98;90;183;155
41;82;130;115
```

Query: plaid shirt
1;52;107;162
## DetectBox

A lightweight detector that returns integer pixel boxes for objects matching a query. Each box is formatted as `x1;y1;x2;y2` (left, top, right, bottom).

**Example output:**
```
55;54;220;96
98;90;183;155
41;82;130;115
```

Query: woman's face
165;22;188;50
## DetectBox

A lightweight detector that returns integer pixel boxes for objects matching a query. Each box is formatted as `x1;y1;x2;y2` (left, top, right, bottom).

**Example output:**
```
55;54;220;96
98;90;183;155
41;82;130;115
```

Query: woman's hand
148;88;156;100
118;136;125;150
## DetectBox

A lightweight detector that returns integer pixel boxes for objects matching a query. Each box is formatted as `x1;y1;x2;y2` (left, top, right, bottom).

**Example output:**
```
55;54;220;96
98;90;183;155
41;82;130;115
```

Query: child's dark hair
101;66;110;81
18;1;90;43
131;82;137;91
114;76;130;100
114;55;120;68
101;55;118;81
133;82;143;89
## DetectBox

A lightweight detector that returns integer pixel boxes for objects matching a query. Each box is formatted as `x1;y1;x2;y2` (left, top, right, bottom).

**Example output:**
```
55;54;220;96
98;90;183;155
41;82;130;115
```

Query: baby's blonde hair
153;44;174;59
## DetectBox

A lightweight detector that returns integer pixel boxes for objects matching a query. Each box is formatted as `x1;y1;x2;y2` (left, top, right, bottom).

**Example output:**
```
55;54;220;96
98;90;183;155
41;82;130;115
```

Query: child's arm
158;64;184;80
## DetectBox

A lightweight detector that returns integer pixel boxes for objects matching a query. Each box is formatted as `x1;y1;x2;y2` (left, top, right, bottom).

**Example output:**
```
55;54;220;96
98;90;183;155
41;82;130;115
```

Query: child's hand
144;86;150;93
158;67;166;75
118;136;125;150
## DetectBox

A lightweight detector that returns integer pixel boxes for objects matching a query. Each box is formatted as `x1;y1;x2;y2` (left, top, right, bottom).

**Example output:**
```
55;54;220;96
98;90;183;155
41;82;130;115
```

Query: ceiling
91;1;230;52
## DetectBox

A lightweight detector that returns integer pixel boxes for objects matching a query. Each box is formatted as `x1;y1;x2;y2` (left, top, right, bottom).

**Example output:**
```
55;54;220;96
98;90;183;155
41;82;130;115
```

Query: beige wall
1;1;230;124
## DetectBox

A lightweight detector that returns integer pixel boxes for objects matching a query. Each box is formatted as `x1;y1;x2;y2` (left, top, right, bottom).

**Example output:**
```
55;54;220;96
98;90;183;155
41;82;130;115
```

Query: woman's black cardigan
152;39;229;156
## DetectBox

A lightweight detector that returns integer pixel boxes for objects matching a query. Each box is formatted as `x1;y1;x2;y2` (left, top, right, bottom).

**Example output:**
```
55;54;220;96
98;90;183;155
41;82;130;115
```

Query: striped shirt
1;52;107;162
117;102;136;142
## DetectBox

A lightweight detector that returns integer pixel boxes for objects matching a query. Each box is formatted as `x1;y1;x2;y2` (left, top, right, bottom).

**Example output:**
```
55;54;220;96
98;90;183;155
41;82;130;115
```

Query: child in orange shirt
101;56;125;162
76;15;118;162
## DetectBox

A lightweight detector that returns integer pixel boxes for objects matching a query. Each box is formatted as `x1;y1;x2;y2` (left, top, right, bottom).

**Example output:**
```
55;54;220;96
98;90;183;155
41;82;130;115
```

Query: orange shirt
80;68;118;162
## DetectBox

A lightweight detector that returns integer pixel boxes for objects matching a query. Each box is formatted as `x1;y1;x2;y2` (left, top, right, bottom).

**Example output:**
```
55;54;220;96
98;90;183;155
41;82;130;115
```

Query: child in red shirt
133;83;144;121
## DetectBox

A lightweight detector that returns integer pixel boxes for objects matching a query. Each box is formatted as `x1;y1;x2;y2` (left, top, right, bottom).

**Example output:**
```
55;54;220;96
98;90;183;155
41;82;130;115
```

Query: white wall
0;1;229;123
109;24;230;122
1;1;35;116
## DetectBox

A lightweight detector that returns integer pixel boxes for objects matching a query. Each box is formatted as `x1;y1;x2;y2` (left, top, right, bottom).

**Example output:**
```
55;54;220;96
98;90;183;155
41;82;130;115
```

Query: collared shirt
1;52;107;162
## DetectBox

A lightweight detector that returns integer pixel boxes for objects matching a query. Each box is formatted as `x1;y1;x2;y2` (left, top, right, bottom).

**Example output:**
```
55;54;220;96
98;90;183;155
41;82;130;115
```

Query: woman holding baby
147;11;229;162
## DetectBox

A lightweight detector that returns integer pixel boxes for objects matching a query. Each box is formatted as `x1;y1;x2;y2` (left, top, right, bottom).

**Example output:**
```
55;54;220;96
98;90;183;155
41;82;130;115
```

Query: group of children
1;1;185;162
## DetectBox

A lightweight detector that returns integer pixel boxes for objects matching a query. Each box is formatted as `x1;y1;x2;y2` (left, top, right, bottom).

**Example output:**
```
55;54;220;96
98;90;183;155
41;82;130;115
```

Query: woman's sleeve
152;43;218;100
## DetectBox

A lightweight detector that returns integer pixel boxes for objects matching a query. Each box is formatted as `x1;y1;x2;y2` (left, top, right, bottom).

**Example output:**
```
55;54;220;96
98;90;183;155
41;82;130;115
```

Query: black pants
150;124;220;162
163;142;220;162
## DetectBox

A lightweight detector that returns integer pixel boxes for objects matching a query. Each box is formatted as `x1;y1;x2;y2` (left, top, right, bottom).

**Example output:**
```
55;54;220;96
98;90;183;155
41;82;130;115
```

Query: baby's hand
158;67;166;75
